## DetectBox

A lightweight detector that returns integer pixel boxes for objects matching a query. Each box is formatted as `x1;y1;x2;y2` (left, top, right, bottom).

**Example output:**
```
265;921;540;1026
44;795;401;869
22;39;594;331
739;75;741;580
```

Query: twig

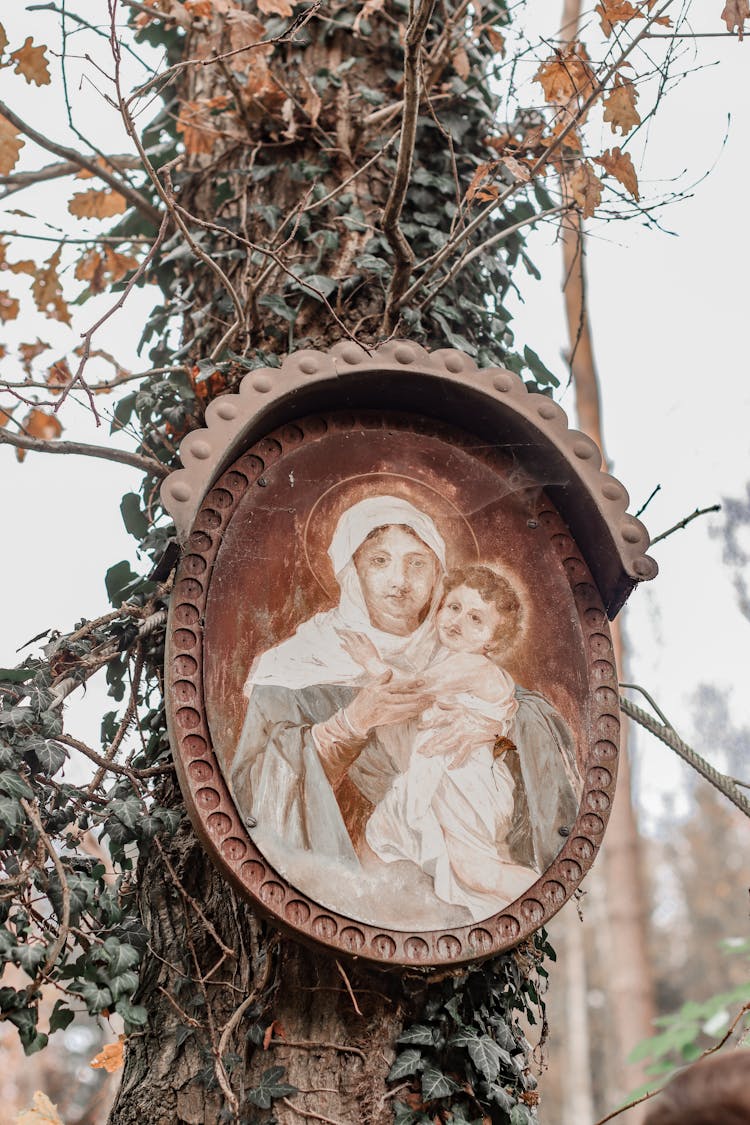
0;101;160;226
0;429;169;477
270;1039;366;1061
334;959;363;1017
128;3;322;104
635;484;661;518
0;155;141;197
280;1099;348;1125
217;938;277;1059
20;799;71;976
59;734;170;783
593;1005;750;1125
399;0;675;306
650;504;721;545
418;204;568;312
0;230;152;245
62;211;170;419
381;0;437;332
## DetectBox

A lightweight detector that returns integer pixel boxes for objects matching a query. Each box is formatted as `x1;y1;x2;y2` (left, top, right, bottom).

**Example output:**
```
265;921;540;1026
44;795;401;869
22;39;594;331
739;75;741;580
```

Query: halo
303;472;480;598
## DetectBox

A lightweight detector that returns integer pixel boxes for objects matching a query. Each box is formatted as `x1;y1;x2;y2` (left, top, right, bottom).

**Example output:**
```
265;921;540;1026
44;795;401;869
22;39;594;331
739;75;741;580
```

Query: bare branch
650;504;721;545
20;799;71;977
0;101;161;227
381;0;437;332
0;429;169;477
0;156;141;199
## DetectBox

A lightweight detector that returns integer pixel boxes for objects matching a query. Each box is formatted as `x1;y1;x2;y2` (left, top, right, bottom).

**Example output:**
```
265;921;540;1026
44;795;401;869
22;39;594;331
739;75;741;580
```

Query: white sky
1;4;748;828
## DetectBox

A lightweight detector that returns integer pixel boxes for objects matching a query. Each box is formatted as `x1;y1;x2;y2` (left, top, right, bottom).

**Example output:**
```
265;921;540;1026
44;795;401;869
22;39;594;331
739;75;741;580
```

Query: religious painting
193;412;597;941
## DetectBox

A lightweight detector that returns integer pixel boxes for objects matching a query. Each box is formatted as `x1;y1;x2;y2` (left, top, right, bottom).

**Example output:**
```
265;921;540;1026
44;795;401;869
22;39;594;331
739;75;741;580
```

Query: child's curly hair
442;565;523;651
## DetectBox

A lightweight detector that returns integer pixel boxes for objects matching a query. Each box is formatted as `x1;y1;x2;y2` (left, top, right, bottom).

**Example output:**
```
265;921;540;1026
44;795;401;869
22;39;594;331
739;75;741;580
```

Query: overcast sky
1;4;748;825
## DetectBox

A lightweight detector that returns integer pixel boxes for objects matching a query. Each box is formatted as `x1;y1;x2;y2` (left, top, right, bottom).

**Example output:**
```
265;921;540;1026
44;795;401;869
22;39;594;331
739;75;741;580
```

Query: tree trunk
110;3;544;1122
558;1;656;1104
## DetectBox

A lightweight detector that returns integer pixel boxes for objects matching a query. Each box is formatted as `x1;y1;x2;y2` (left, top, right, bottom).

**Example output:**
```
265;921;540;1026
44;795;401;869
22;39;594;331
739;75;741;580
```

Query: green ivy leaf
103;937;140;976
247;1066;298;1109
121;492;149;540
0;771;33;800
116;997;148;1028
33;740;67;776
467;1035;510;1081
421;1064;457;1101
388;1047;424;1082
510;1104;533;1124
397;1024;435;1046
49;999;75;1033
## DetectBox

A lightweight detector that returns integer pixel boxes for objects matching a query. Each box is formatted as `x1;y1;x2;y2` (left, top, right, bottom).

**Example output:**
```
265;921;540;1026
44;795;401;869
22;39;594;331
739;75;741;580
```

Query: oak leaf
0;113;24;175
0;290;19;322
17;408;63;460
90;1039;125;1073
31;246;71;324
184;0;214;15
176;98;228;155
75;246;137;295
602;75;640;135
226;9;270;56
466;161;495;202
0;404;15;428
534;43;596;107
570;162;602;218
46;359;72;395
0;23;8;58
502;155;531;183
14;1090;64;1125
452;46;470;80
257;0;293;15
722;0;749;37
486;28;505;53
594;146;639;199
19;339;51;373
68;189;128;220
10;37;51;86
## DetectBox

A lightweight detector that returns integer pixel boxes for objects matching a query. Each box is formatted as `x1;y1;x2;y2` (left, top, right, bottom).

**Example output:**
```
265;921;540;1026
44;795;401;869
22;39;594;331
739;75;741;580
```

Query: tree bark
558;5;656;1113
110;3;541;1122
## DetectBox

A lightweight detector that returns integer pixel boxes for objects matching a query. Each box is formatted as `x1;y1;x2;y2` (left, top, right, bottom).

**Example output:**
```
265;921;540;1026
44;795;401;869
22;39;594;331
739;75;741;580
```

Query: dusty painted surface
165;411;616;963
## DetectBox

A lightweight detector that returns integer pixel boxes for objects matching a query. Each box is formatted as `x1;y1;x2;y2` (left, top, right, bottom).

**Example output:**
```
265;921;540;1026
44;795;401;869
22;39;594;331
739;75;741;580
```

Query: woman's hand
345;670;432;736
417;702;501;768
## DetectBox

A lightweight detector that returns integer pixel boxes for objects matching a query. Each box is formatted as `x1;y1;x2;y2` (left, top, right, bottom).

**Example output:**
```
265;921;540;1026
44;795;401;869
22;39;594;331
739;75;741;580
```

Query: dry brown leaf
10;37;51;86
74;246;136;294
90;1038;125;1074
0;113;24;175
452;46;470;80
602;75;640;135
0;344;7;359
0;404;15;428
23;407;63;441
596;0;643;35
534;43;596;107
15;1090;64;1125
303;78;322;129
258;0;293;14
722;0;749;37
501;155;531;183
466;161;495;202
0;23;8;58
68;189;128;220
19;339;51;373
570;162;603;219
594;146;639;199
353;0;384;33
226;9;270;55
184;0;214;15
0;290;19;322
31;246;71;324
176;97;229;155
486;28;505;53
46;359;72;395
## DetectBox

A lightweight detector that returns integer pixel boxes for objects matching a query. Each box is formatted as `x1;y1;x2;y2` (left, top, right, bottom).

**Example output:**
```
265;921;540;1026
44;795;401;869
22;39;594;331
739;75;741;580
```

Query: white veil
244;496;446;694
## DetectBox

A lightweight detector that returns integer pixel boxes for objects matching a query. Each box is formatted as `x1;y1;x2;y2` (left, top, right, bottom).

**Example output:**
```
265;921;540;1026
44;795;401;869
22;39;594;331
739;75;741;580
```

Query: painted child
338;565;540;922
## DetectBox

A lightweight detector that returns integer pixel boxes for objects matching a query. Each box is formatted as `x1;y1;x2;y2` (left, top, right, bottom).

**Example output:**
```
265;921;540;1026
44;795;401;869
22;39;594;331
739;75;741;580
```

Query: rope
619;694;750;819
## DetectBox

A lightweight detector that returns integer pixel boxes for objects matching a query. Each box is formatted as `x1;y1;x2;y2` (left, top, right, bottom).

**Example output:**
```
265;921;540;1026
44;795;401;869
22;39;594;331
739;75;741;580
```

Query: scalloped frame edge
161;339;657;617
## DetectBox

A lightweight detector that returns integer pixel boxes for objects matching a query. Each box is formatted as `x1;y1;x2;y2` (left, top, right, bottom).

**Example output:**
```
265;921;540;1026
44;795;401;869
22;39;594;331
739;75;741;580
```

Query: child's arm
336;629;390;677
422;652;506;702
